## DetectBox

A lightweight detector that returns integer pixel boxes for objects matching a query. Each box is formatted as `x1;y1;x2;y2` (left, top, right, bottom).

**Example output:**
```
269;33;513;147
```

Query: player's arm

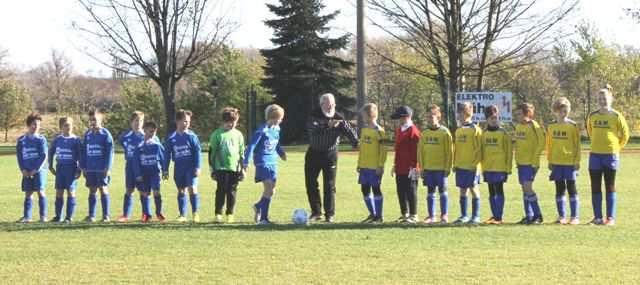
162;138;172;175
619;113;630;149
243;129;263;168
48;138;56;173
533;123;545;167
416;134;425;172
504;132;513;173
208;132;218;174
473;127;482;167
378;129;387;169
572;124;581;168
445;130;453;175
16;138;27;175
105;132;114;174
132;146;142;181
238;133;245;171
79;138;86;172
36;138;48;173
545;126;552;169
191;134;202;171
586;114;593;139
340;120;359;148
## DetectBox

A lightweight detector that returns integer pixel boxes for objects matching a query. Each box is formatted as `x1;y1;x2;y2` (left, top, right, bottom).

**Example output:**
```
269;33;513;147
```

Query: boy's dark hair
130;111;145;121
484;105;499;118
58;117;73;127
516;103;535;118
88;108;103;117
176;109;193;121
26;112;42;126
143;121;157;130
222;107;240;123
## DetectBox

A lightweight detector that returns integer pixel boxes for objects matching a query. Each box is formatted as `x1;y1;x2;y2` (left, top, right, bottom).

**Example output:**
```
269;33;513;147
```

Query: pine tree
261;0;355;143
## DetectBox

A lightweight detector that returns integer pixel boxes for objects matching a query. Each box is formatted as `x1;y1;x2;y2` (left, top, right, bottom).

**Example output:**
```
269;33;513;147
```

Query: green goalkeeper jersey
208;128;245;172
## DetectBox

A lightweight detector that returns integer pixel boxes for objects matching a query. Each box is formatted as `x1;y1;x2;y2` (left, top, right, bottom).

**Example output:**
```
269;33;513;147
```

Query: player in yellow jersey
452;102;482;225
357;103;387;223
481;105;512;224
514;103;545;225
417;105;453;224
587;86;629;226
547;97;581;225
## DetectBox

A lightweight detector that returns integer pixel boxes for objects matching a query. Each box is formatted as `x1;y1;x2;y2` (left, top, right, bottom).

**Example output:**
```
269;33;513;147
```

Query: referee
305;93;359;223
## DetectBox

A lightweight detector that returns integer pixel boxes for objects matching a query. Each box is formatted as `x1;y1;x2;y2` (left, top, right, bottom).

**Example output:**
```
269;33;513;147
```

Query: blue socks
154;194;163;216
488;196;496;218
189;193;200;214
177;193;187;217
495;194;505;220
606;192;617;220
471;197;480;219
88;194;97;218
55;197;64;218
374;195;383;218
101;193;110;219
592;191;603;219
528;193;542;217
140;196;151;216
440;192;448;216
38;195;47;219
66;196;76;220
23;197;33;220
460;196;468;218
426;193;436;218
255;196;272;221
523;195;532;218
556;195;566;218
363;195;374;216
123;193;133;218
569;195;579;218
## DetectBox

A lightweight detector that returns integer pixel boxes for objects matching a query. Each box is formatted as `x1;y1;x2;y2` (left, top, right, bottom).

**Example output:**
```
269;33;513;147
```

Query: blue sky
0;0;638;76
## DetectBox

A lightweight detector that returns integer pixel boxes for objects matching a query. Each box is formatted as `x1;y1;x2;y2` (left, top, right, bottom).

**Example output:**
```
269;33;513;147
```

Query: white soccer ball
291;208;309;225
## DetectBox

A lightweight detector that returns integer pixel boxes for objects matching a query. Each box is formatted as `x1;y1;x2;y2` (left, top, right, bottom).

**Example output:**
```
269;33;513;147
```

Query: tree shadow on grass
0;220;567;233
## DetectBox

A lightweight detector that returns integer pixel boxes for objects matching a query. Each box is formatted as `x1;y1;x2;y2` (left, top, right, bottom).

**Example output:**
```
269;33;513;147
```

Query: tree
0;79;32;142
108;78;166;138
75;0;236;132
32;49;73;113
0;46;10;79
261;0;355;143
367;0;577;126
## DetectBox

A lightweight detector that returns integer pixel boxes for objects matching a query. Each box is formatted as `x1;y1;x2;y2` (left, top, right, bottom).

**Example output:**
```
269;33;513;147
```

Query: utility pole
356;0;366;129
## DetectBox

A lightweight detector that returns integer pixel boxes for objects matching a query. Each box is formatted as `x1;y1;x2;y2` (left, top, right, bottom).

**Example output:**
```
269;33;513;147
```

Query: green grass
0;151;639;284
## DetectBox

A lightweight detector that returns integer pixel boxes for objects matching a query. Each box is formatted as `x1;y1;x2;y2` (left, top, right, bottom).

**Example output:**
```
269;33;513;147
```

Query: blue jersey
16;134;48;172
118;130;144;164
48;135;81;167
163;130;202;172
133;139;165;177
243;124;285;167
80;128;114;172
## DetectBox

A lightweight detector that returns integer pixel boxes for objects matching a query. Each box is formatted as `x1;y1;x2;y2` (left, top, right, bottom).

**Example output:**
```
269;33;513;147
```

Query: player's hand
21;170;29;177
280;153;287;161
575;164;580;171
136;176;143;182
210;172;216;180
29;170;37;177
104;170;110;177
75;171;81;179
162;172;169;180
445;171;451;177
356;167;360;173
390;166;395;177
242;165;248;172
328;119;340;128
548;164;552;171
194;168;201;177
376;167;384;176
49;167;56;175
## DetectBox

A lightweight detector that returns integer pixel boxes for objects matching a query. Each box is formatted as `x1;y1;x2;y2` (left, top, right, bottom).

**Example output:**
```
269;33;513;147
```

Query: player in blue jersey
80;109;115;223
16;113;49;223
163;109;202;223
133;121;166;223
244;104;287;225
48;117;82;223
116;111;145;223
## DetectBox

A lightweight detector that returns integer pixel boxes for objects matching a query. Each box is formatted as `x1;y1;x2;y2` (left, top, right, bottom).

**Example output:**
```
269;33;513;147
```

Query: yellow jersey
454;122;482;171
546;120;580;166
514;120;545;167
587;109;630;154
417;126;453;172
357;126;387;169
481;127;513;173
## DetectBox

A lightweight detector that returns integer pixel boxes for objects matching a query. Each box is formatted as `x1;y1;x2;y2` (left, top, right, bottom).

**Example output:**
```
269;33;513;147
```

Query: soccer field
0;151;639;284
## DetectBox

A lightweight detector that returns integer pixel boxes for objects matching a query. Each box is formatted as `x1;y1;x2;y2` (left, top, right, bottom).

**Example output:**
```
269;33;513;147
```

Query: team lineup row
14;87;628;226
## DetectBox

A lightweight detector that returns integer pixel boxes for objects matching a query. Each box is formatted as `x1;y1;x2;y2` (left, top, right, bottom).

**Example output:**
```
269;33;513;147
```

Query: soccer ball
291;208;309;225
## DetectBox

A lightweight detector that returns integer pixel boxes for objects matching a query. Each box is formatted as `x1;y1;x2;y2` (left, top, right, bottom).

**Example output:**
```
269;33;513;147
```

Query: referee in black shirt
305;93;359;223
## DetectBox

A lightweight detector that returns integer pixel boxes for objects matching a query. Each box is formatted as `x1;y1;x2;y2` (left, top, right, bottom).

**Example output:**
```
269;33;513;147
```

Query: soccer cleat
63;218;73;224
361;215;375;223
309;214;323;223
528;215;543;225
141;214;152;223
555;217;568;225
16;217;32;224
325;216;334;224
226;215;234;224
50;216;62;223
83;216;96;223
192;213;200;223
213;214;223;224
453;216;470;225
371;217;384;224
116;215;130;223
423;216;436;225
406;215;419;224
440;215;449;224
252;204;261;224
517;217;531;225
177;216;188;223
156;213;166;223
39;216;49;223
257;219;273;225
569;217;580;225
589;218;604;225
101;216;111;223
604;218;615;226
468;217;481;225
395;215;408;223
485;217;502;225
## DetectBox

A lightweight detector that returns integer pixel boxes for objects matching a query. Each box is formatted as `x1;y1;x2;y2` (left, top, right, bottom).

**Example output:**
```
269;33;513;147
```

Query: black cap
390;106;412;119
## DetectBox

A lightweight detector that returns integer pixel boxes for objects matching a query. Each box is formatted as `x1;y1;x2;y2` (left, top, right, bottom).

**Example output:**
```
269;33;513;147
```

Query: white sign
455;92;512;122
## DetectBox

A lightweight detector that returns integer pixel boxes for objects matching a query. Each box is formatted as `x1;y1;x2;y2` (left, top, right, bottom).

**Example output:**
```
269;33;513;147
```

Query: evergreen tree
261;0;355;143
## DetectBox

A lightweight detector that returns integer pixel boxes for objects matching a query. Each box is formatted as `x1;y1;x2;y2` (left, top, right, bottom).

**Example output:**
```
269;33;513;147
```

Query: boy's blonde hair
59;117;73;128
427;104;441;117
457;102;473;117
130;111;145;121
599;84;613;98
552;97;571;111
361;103;378;119
265;104;285;121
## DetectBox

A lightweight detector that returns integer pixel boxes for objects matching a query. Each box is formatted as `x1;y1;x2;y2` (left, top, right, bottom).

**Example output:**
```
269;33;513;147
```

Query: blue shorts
22;170;47;192
255;164;278;183
85;171;110;188
358;168;381;186
517;165;538;185
589;153;619;171
139;173;161;192
483;171;508;184
125;164;138;190
55;164;79;191
549;165;578;181
423;170;447;188
174;169;198;188
455;168;480;188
